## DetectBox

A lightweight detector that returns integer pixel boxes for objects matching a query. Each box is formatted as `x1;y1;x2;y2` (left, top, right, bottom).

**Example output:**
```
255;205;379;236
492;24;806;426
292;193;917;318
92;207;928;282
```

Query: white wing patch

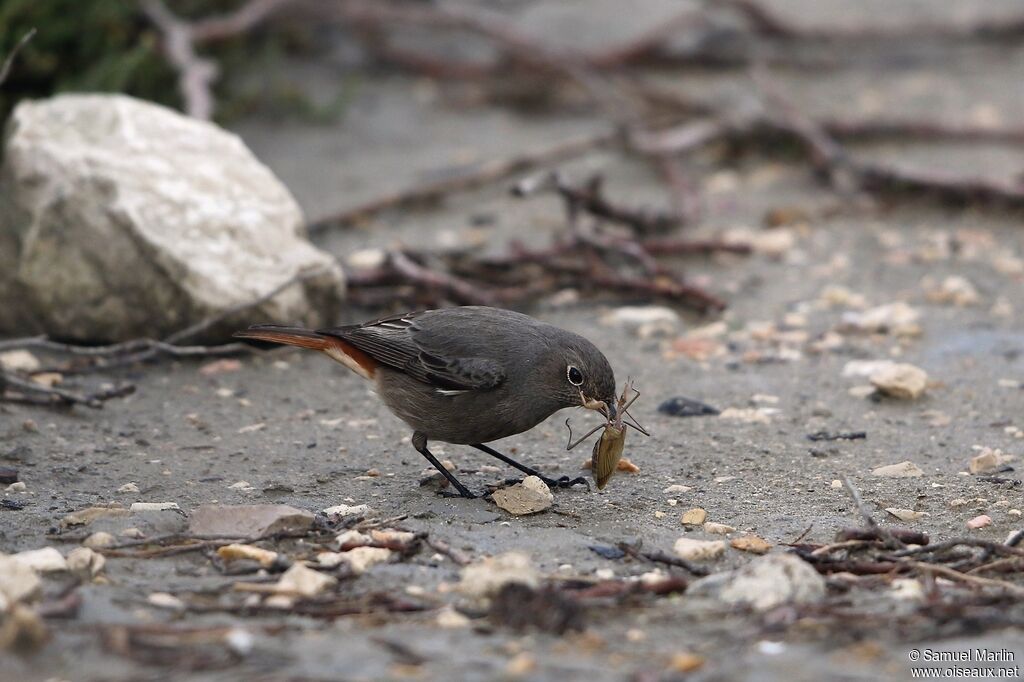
436;388;469;396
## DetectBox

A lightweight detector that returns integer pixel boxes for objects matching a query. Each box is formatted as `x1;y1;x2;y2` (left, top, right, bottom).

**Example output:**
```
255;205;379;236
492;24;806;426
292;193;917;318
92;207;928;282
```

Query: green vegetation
0;0;351;123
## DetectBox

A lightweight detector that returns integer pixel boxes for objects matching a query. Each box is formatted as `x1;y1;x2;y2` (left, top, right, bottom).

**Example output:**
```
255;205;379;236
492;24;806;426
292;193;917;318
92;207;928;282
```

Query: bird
234;306;618;498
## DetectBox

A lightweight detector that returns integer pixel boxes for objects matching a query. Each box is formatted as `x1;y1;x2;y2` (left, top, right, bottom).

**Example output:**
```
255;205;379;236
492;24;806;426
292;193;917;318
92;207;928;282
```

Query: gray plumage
236;306;617;497
318;307;615;443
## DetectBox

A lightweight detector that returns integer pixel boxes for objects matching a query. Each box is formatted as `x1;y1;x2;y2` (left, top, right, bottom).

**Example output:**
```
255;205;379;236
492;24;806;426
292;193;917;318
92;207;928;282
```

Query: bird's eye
567;365;584;386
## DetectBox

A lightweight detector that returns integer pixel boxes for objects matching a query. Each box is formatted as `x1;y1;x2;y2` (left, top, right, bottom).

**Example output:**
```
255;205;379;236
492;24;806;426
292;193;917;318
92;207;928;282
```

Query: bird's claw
438;488;478;499
542;475;591;491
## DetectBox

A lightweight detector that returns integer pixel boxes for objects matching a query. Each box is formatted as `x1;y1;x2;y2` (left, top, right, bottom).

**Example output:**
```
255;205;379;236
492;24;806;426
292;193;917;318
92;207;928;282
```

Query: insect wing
591;425;625;490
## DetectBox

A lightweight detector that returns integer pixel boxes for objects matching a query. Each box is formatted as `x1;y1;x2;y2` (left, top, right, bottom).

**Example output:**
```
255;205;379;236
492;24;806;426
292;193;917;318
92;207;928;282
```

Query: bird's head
554;339;617;419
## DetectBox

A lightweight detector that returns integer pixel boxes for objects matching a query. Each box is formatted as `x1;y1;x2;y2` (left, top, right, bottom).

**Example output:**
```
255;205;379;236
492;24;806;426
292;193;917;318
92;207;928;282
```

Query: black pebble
657;397;720;417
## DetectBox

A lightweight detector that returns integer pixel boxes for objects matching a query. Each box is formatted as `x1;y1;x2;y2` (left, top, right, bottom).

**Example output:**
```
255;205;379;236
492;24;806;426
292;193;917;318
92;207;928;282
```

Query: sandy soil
2;1;1024;680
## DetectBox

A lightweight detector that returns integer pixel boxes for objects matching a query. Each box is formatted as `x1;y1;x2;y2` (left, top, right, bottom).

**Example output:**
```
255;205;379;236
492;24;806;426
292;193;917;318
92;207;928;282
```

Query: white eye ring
567;365;584;386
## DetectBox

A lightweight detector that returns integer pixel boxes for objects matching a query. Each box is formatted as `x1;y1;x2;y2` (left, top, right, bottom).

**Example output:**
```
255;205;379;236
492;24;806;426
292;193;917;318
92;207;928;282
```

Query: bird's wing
317;311;507;391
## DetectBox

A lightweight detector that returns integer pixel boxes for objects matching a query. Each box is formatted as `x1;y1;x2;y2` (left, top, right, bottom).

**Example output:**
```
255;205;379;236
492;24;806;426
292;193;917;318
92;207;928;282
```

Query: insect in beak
565;380;651;490
579;391;609;418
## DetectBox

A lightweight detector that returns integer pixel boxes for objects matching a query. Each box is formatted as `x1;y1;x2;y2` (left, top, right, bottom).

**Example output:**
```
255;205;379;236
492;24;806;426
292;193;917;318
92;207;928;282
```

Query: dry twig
141;0;297;119
0;28;35;87
310;131;617;229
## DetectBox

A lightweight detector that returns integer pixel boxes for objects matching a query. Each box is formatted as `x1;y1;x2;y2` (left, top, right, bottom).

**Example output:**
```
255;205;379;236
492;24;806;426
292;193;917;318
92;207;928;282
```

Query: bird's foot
438;488;478;499
498;474;590;491
541;474;591;491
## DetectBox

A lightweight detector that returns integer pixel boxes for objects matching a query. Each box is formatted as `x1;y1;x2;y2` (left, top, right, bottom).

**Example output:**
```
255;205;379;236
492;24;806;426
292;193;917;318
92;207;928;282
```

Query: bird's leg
471;443;590;490
412;431;476;499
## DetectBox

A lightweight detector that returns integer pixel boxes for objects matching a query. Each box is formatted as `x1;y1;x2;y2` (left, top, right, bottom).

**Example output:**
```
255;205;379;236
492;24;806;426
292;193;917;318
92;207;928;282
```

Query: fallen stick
0;372;135;409
0;268;326;374
910;561;1024;596
309;131;616;229
839;474;905;550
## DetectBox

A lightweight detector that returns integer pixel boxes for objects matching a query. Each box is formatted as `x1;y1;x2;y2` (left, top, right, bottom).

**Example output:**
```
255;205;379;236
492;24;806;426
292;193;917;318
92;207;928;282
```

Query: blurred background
8;0;1024;231
2;3;1024;679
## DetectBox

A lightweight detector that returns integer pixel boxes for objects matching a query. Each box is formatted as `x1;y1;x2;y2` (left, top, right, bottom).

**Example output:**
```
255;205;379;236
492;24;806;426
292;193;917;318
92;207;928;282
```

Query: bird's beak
605;401;617;420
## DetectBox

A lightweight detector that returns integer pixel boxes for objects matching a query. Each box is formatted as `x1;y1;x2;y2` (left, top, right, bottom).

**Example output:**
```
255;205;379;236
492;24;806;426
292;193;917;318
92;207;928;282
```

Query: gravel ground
3;2;1024;680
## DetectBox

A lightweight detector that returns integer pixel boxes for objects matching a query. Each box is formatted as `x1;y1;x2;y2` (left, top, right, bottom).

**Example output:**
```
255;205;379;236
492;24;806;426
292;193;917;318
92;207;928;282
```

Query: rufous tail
234;325;377;379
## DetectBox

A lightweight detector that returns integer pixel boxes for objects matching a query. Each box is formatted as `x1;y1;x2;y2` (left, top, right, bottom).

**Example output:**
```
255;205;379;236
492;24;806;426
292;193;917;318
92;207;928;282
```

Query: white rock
967;514;992;530
321;503;370;518
718;407;776;424
703;522;736;535
724;227;794;257
6;481;27;492
885;508;928;522
315;552;347;568
870;363;928;399
689;554;825;612
224;628;255;657
0;94;344;341
757;641;787;656
336;546;392;575
216;544;278;568
600;305;680;329
83;531;117;549
924;275;979;306
848;385;877;399
871;461;925;478
335;529;372;548
820;285;867;309
346;248;387;270
147;592;185;611
459;552;538;598
663;484;692;494
969;447;1014;474
680;508;707;525
0;555;42;603
673;538;727;561
842;359;897;378
66;547;106;577
12;547;67;573
840;302;920;335
370;529;416;544
492;476;553;515
436;605;471;628
117;482;140;493
129;502;180;512
0;349;40;372
275;563;337;597
890;578;924;601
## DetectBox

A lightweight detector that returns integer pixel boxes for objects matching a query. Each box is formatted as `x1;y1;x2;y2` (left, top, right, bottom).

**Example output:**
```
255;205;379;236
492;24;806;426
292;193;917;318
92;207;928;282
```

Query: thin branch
141;0;218;120
190;0;297;42
840;474;905;550
0;28;36;87
389;251;494;306
910;561;1024;596
0;372;134;409
309;131;616;230
0;268;326;374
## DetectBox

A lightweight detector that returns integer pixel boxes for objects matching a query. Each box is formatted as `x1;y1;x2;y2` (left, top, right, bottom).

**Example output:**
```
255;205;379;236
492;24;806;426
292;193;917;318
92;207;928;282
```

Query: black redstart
235;306;617;498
